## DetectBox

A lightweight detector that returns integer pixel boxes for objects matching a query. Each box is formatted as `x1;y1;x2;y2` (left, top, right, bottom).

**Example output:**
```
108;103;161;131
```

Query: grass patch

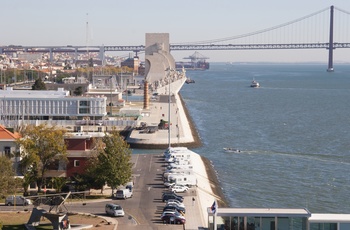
0;212;114;230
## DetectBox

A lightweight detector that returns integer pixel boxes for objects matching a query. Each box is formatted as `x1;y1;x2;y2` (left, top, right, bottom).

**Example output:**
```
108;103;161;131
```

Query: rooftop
209;208;311;217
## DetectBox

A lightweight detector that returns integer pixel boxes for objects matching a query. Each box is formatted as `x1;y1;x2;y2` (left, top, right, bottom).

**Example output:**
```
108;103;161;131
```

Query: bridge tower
327;5;334;72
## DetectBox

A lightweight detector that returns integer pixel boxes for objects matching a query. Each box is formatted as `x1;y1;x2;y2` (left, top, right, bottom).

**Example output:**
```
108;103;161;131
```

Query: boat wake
237;149;350;165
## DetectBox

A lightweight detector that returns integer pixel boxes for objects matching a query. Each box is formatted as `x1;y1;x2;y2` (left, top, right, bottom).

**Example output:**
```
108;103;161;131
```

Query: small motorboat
223;148;241;153
185;78;195;84
250;79;260;88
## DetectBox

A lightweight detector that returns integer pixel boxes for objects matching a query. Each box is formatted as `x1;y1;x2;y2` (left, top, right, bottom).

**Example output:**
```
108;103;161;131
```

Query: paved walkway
126;79;194;146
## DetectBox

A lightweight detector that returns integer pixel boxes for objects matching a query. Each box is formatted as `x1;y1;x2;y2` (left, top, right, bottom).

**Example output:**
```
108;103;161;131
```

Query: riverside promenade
126;80;201;149
125;86;228;229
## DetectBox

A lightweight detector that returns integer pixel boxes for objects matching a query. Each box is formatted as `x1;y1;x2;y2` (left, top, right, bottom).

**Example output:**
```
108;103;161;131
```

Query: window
4;146;11;158
74;160;80;167
79;108;90;114
79;101;90;106
30;182;36;189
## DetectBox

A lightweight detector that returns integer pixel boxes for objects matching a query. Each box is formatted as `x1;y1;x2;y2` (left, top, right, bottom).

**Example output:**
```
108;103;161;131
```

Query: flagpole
212;199;218;230
213;214;217;230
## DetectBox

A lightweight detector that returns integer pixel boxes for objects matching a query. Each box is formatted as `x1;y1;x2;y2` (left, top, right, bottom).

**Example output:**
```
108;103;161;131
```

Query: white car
105;203;125;217
5;195;31;206
164;181;175;187
171;185;189;193
26;198;32;205
169;184;189;190
167;200;185;208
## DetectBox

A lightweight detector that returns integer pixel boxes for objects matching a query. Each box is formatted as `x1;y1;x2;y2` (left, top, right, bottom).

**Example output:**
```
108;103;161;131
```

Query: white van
164;174;197;187
116;189;133;199
167;164;193;171
163;170;193;182
163;147;188;158
165;151;192;162
168;160;192;168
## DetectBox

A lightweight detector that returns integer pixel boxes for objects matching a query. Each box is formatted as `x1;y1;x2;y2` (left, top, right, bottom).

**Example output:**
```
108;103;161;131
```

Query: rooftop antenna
86;13;90;59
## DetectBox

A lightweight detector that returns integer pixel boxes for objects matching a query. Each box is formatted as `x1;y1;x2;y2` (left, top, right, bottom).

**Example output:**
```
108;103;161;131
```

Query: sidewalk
126;79;195;147
182;190;207;230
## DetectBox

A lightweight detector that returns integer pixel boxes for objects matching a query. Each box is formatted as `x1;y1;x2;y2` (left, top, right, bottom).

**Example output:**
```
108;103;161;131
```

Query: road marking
149;154;153;172
133;154;139;168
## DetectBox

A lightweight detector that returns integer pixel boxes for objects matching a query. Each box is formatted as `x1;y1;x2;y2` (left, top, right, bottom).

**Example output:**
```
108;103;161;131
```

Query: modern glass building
208;208;350;230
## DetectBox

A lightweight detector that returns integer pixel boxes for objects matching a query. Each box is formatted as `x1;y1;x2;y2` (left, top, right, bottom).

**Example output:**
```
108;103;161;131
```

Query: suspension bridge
1;5;350;71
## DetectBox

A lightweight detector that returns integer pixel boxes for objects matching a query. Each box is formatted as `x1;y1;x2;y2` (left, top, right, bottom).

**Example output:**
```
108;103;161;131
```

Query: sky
2;0;350;63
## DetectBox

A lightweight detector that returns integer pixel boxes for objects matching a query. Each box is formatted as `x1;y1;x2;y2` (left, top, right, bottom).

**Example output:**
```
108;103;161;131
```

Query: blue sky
2;0;350;62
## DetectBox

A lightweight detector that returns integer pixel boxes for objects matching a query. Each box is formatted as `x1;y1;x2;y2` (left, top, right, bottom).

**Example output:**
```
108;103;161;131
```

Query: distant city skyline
2;0;350;63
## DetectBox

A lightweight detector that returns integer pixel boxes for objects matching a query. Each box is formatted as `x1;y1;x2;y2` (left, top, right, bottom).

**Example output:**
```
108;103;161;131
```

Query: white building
0;87;107;120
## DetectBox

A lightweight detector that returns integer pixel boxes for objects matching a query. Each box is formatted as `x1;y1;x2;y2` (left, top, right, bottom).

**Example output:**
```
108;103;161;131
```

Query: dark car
162;191;176;195
162;191;183;198
163;204;186;214
162;193;184;202
161;212;186;225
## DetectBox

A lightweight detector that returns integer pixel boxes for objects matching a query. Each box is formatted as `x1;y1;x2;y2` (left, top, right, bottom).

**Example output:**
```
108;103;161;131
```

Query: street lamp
110;75;114;116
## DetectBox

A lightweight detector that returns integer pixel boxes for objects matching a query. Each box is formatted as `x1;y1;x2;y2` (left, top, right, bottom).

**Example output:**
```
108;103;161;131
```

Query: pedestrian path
182;190;207;230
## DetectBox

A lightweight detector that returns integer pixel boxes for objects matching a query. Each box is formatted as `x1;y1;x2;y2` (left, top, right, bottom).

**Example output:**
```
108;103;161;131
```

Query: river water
179;63;350;214
133;63;350;214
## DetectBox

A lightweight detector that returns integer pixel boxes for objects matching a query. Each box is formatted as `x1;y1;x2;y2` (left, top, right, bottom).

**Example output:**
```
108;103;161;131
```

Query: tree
83;155;106;193
0;156;17;197
32;78;47;90
51;177;67;193
16;124;67;192
73;86;83;96
93;129;133;196
22;172;36;196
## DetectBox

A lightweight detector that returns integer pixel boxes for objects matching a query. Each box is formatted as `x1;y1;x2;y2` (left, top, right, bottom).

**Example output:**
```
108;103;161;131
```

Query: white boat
251;80;260;88
223;148;241;153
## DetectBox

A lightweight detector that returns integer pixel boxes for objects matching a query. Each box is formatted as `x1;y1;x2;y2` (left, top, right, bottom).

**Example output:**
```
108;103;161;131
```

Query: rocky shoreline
201;156;229;208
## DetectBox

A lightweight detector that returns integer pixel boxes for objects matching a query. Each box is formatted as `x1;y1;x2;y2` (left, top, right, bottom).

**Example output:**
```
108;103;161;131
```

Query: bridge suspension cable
173;7;330;45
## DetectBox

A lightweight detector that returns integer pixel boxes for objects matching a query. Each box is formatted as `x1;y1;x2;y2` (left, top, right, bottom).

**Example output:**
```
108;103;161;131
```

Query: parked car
5;195;31;206
169;183;189;189
171;185;189;193
162;193;184;202
165;202;186;210
164;181;176;187
163;204;186;214
162;191;183;199
166;199;185;208
161;212;186;225
105;203;125;217
161;210;183;217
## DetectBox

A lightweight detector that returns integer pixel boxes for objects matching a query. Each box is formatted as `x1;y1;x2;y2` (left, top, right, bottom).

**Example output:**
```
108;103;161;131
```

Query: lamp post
110;75;114;116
